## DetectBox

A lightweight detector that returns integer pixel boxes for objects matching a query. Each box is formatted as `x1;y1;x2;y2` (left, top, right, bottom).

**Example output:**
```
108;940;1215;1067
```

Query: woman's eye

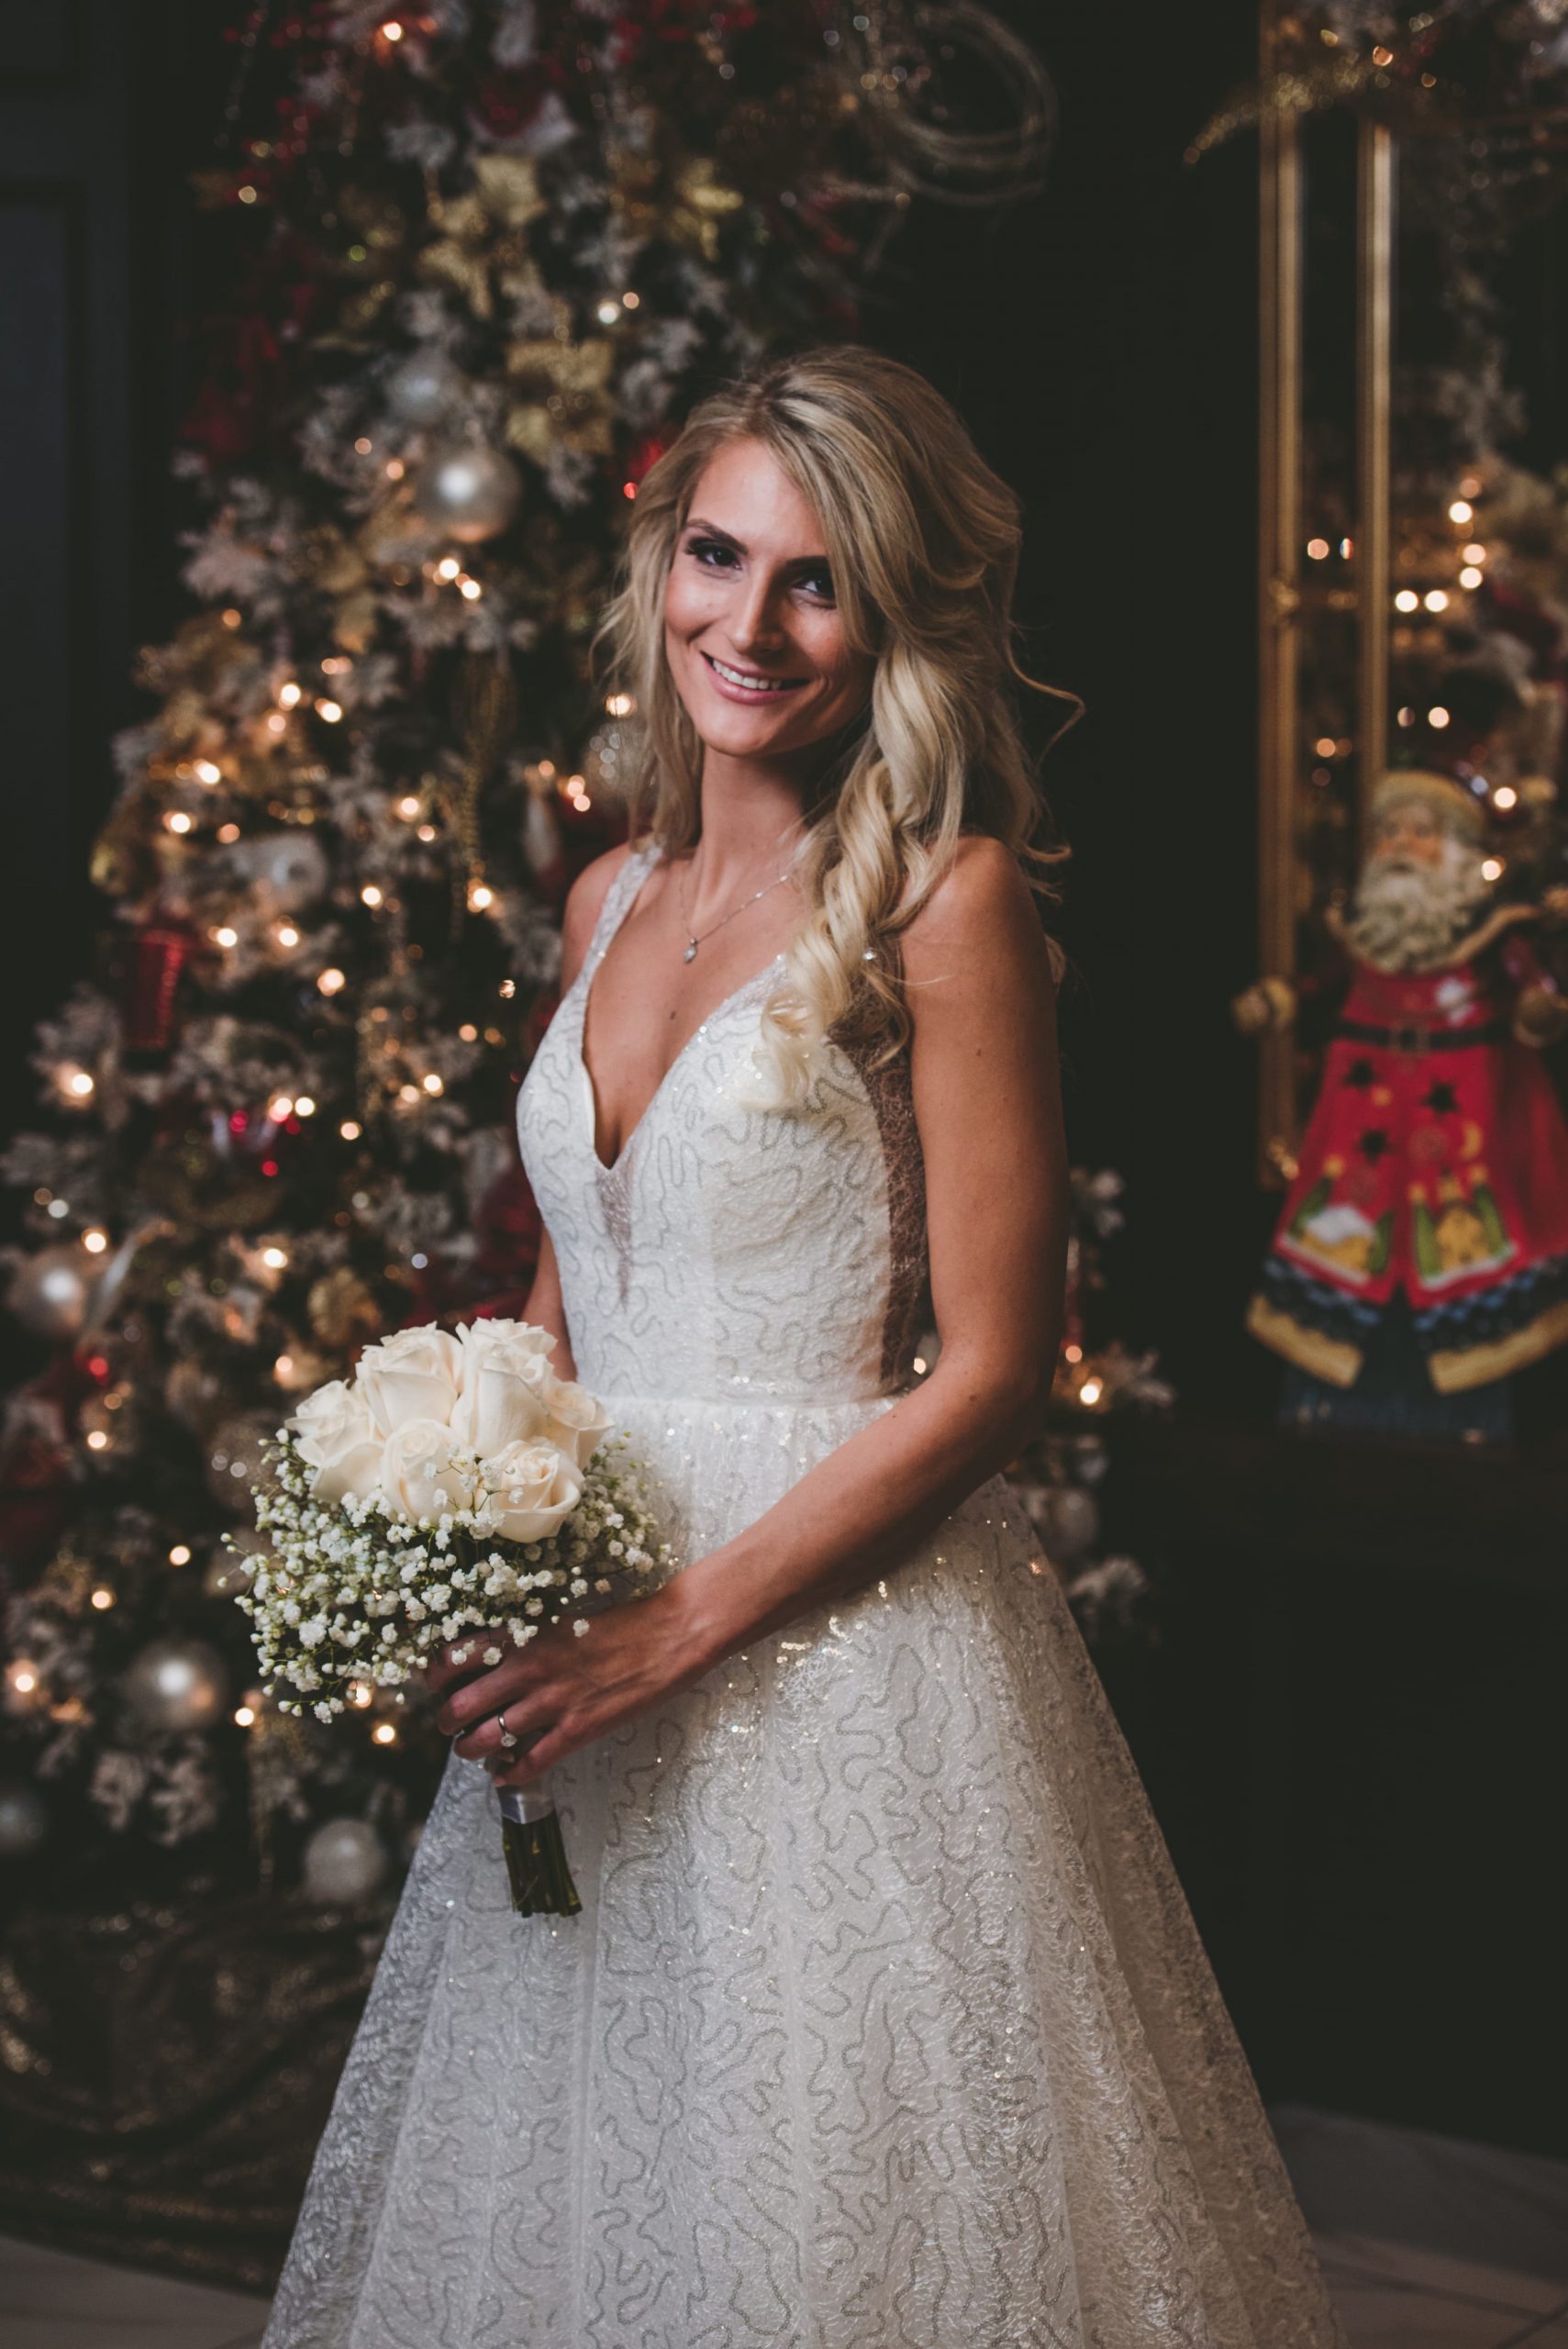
686;536;737;570
796;570;835;603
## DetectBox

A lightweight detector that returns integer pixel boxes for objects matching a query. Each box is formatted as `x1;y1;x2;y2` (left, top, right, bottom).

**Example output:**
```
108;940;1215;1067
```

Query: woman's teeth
706;654;800;692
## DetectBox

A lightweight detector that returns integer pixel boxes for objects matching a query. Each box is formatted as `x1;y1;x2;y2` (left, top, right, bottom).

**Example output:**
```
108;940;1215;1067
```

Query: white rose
481;1438;582;1544
291;1379;383;1505
450;1321;554;1457
356;1325;464;1435
379;1419;477;1525
541;1375;613;1467
456;1316;556;1362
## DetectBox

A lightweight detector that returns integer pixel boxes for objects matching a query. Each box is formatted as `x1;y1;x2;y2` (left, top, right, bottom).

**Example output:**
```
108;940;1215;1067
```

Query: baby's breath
229;1434;671;1720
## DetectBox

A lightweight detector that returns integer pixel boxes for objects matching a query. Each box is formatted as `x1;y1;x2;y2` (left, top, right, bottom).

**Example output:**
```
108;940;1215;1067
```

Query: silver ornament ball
0;1783;49;1858
228;830;331;912
6;1242;96;1341
415;440;522;543
386;351;467;426
122;1638;228;1734
1035;1484;1100;1564
303;1816;387;1906
206;1409;284;1509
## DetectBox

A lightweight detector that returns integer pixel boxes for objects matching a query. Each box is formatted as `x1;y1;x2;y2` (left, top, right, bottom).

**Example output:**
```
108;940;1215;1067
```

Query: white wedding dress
264;844;1346;2349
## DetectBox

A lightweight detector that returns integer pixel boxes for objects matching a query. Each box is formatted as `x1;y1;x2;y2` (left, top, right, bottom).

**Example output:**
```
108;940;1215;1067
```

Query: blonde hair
595;345;1075;1105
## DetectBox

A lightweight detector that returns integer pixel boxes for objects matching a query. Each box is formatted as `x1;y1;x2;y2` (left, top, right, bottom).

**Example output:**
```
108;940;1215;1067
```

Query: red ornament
123;920;200;1053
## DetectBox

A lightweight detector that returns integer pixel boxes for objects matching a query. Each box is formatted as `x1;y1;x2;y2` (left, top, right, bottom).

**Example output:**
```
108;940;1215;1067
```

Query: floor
1;2109;1563;2346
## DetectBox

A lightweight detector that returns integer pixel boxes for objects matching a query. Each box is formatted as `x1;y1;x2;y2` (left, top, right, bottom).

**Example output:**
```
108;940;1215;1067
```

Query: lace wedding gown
264;845;1345;2349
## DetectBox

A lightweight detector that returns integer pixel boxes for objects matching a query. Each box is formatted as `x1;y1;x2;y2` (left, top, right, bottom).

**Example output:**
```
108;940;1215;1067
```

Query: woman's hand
428;1579;717;1787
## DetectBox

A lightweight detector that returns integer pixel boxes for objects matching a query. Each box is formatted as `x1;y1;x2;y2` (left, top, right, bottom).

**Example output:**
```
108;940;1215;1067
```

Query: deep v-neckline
577;849;784;1175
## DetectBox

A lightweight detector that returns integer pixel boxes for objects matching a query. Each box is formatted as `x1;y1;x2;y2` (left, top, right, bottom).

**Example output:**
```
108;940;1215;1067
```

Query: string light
605;692;635;716
1424;589;1449;612
421;1072;444;1095
1307;537;1329;561
398;1083;420;1105
1462;543;1486;563
1483;856;1505;882
317;966;347;996
169;1545;191;1565
1079;1376;1105;1407
372;1721;398;1744
91;1586;115;1610
596;300;620;325
1395;589;1419;612
458;575;483;601
1429;707;1451;729
348;1682;373;1708
1493;785;1518;812
316;698;343;723
322;656;352;674
395;794;421;818
459;1023;478;1042
417;823;438;842
62;1067;95;1099
82;1228;108;1254
234;1705;256;1727
269;1093;295;1119
276;922;300;948
266;712;288;735
361;884;384;907
623;291;640;309
435;556;462;582
165;810;194;835
261;1245;289;1271
295;1094;317;1116
340;1119;361;1140
221;608;242;629
468;882;494;911
85;1430;109;1452
1449;498;1473;525
194;759;222;785
1460;567;1483;590
1314;736;1338;759
278;681;302;708
217;822;240;844
6;1664;39;1699
381;17;404;38
384;458;406;481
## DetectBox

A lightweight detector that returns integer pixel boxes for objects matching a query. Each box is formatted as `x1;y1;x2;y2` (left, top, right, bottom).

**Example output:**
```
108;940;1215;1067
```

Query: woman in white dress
263;347;1345;2348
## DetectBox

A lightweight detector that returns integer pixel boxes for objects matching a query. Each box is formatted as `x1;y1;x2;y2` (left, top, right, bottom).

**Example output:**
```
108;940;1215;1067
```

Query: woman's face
662;437;873;764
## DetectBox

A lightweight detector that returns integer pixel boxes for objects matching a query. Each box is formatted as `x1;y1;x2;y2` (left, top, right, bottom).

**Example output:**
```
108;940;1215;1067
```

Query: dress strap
582;841;662;983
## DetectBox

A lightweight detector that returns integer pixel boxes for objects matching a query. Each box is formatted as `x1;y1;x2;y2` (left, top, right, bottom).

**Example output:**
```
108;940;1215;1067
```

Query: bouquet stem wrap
497;1778;582;1916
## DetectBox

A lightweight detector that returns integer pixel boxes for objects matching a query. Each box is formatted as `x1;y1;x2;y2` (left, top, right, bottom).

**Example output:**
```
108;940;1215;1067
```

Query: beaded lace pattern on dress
263;844;1346;2349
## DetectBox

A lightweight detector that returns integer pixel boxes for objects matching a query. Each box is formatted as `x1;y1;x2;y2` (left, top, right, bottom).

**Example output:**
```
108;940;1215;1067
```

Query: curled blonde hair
596;345;1075;1105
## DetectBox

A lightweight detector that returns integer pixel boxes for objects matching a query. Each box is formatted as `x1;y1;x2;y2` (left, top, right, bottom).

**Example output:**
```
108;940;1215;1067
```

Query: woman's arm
439;835;1068;1776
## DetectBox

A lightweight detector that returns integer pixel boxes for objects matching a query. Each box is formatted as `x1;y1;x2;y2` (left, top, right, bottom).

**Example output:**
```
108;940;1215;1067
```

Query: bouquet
230;1319;669;1915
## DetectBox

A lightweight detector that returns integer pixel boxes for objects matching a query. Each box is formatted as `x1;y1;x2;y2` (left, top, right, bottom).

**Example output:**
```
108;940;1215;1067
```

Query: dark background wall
3;0;1562;2157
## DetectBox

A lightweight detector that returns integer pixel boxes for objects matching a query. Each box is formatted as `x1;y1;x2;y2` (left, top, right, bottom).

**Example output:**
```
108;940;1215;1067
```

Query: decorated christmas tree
0;1;1054;1902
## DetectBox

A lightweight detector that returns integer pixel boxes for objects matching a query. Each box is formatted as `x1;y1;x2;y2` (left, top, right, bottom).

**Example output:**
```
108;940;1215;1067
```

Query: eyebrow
683;516;831;567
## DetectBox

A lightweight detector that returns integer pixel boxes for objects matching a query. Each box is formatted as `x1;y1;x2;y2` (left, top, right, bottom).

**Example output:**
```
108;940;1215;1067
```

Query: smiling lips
700;650;806;699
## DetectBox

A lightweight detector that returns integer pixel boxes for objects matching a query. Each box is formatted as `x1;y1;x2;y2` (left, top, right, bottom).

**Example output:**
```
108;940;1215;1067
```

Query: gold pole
1257;2;1301;1185
1356;120;1395;844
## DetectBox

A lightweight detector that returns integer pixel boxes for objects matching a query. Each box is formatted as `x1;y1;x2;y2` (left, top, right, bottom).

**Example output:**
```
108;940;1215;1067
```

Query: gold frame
1254;16;1395;1182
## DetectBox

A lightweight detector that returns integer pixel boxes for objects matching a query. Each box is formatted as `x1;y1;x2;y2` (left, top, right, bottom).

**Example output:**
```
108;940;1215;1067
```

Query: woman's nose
728;574;786;651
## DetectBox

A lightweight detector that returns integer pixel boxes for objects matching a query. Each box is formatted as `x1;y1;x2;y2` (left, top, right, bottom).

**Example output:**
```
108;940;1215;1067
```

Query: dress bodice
517;844;929;1406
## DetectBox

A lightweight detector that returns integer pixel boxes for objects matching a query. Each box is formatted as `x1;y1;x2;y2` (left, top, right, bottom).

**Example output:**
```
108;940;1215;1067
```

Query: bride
263;348;1345;2347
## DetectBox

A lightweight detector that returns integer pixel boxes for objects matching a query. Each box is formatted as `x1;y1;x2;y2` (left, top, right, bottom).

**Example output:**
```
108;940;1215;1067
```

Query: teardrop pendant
683;940;698;963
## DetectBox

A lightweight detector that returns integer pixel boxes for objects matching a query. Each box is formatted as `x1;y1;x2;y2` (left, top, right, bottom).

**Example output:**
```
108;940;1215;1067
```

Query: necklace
675;842;797;963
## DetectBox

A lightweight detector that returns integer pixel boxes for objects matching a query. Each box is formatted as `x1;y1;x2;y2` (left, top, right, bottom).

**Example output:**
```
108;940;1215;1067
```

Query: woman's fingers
450;1687;558;1762
433;1649;544;1736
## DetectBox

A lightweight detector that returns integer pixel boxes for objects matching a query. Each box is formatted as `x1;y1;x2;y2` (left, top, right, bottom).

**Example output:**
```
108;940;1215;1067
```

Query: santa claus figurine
1237;768;1568;1436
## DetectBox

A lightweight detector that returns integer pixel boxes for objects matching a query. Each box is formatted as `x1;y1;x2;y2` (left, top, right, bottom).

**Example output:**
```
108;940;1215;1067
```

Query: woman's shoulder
560;837;651;984
902;832;1039;950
